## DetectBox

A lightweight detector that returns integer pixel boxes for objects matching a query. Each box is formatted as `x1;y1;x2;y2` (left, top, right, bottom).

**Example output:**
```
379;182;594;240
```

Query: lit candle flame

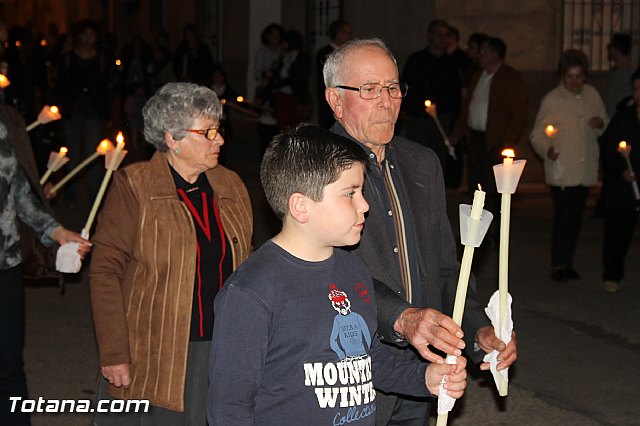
478;184;482;191
40;39;47;47
15;41;21;47
115;59;122;66
502;148;515;158
424;100;432;107
97;139;113;154
220;98;227;105
0;74;9;89
236;96;244;103
59;147;68;156
545;125;557;137
50;106;59;114
116;131;125;147
619;141;627;150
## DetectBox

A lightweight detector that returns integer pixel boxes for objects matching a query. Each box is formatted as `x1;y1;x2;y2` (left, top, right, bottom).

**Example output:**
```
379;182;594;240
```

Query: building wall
343;0;435;70
435;0;564;72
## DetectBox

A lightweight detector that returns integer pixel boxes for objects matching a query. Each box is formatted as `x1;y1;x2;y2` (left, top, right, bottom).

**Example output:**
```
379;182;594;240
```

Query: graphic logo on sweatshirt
302;284;376;420
328;284;371;360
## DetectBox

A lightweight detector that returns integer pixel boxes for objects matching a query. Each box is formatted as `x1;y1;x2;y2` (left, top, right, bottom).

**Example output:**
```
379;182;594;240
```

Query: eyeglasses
335;82;409;100
185;126;223;141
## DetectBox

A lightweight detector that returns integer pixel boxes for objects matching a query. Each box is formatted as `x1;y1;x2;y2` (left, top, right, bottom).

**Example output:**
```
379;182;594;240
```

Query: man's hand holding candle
475;326;518;371
394;307;466;363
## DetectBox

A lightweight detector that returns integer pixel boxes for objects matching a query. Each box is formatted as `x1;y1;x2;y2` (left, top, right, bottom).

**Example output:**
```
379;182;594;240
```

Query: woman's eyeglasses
185;126;224;141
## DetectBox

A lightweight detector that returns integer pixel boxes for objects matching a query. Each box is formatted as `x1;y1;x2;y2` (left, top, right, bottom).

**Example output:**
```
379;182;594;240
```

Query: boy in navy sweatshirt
207;125;466;425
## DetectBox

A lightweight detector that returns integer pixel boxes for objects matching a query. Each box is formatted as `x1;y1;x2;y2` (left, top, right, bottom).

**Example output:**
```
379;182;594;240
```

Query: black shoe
565;267;581;280
551;268;567;282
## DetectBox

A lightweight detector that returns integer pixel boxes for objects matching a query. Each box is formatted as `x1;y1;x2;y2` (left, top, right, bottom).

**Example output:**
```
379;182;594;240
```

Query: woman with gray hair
89;82;252;424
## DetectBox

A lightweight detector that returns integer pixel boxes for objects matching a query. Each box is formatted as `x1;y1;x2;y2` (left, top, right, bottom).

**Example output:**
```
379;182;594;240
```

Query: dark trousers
550;185;589;268
603;208;639;282
0;264;30;426
467;130;500;242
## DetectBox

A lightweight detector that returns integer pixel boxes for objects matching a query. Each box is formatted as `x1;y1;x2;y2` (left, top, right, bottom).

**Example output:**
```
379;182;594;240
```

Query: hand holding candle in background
618;141;640;200
424;100;457;160
424;99;437;119
545;124;559;160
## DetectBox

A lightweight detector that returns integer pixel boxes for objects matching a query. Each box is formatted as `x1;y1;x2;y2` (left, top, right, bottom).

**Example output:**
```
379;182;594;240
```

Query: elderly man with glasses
323;38;517;425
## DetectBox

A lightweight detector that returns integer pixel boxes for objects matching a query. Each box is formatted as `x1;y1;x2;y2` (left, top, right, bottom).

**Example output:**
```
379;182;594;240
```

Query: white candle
110;132;125;170
469;185;485;221
39;105;61;124
437;186;487;426
545;124;558;152
27;105;62;132
39;147;69;185
424;99;456;160
452;185;485;324
50;139;114;194
497;149;515;397
618;141;640;200
84;133;127;236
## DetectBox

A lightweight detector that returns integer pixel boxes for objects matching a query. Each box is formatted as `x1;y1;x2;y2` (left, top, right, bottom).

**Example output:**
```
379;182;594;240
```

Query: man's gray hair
323;38;397;89
142;82;223;152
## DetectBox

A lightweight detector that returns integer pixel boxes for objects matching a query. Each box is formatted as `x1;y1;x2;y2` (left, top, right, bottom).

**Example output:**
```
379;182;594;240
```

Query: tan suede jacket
89;152;252;411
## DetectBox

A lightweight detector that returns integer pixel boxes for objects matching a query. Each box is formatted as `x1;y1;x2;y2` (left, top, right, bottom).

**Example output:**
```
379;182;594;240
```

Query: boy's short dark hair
260;124;368;220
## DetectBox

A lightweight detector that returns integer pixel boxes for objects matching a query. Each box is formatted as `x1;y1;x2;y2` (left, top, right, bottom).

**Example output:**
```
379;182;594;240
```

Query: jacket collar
145;151;235;201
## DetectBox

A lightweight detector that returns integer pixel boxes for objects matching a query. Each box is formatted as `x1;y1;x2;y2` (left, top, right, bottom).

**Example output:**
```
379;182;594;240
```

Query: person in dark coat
598;69;640;293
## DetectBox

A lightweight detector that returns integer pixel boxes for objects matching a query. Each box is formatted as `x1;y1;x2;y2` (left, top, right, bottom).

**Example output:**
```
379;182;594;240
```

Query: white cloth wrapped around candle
437;354;459;415
55;229;88;273
483;290;513;396
56;242;82;273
